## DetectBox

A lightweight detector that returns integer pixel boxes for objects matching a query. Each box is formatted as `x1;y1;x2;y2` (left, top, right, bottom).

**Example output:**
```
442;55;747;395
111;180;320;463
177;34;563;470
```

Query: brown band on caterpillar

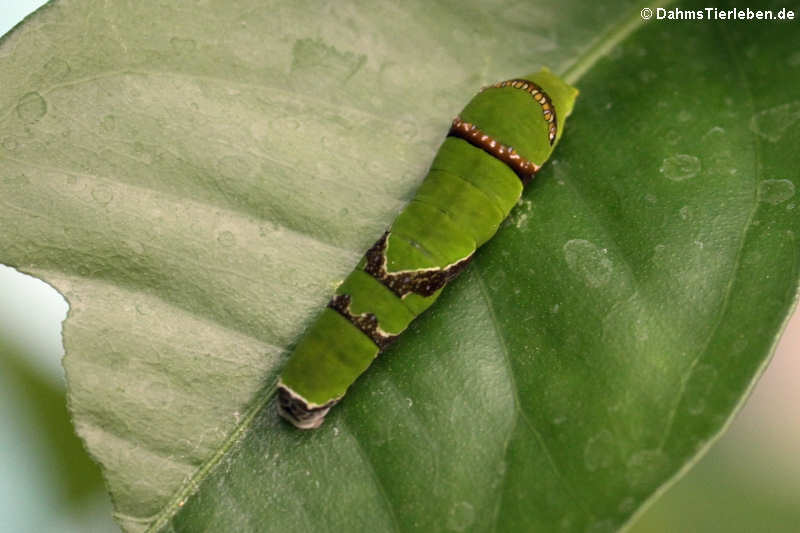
448;117;541;185
482;78;558;145
328;294;397;350
364;232;473;298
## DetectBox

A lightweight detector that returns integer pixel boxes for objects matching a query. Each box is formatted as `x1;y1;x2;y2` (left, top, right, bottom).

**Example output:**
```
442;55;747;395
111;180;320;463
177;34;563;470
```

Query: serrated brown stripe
328;293;397;350
364;232;473;298
448;117;540;185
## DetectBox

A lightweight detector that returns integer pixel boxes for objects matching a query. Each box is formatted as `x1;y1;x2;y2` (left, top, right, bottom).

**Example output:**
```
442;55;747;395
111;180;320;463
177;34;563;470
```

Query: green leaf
1;0;797;532
0;338;106;505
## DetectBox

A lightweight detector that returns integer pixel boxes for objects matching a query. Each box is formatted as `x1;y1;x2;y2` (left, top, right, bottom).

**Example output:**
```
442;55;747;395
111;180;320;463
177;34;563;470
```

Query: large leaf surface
1;0;798;531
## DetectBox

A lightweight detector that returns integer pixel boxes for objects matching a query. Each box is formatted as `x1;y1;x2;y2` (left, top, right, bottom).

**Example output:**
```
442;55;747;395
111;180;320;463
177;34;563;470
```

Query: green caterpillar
278;68;578;429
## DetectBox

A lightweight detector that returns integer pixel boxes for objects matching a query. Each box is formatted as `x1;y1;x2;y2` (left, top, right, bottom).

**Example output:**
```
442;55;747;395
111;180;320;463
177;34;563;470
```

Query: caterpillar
278;68;578;429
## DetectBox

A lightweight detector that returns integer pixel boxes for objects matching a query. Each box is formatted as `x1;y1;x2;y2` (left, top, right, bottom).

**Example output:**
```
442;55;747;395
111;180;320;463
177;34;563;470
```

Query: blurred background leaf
0;264;116;532
1;338;103;503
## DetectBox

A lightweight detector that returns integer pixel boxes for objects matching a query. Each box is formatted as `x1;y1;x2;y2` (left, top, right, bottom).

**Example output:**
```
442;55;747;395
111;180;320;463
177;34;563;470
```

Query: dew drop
677;109;692;122
315;161;335;177
101;115;116;132
688;398;706;416
749;102;800;142
128;240;145;255
563;239;613;288
679;205;692;220
758;179;795;205
1;137;18;151
91;185;114;206
584;430;616;472
638;70;655;83
701;126;726;140
406;397;413;408
260;221;279;236
664;129;681;146
790;52;800;67
280;117;301;131
660;154;700;181
446;501;475;532
618;497;636;514
625;449;668;489
685;364;718;415
218;230;236;247
42;57;70;80
170;36;197;53
397;119;418;141
217;154;253;180
105;350;129;371
4;174;29;186
16;92;47;123
585;519;616;533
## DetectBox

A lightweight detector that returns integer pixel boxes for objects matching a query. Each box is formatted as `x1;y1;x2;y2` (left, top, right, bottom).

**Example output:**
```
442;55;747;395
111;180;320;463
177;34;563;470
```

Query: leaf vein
474;265;593;526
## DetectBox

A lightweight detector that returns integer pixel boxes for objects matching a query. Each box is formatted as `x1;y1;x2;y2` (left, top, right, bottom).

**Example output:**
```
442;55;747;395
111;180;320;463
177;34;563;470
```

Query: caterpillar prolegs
278;68;578;429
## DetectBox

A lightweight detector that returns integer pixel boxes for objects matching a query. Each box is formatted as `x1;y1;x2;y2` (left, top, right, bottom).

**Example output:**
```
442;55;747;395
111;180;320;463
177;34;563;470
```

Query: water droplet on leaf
758;179;795;205
91;185;114;205
218;230;236;247
749;102;800;142
563;239;613;288
660;154;701;181
446;501;475;532
16;92;47;123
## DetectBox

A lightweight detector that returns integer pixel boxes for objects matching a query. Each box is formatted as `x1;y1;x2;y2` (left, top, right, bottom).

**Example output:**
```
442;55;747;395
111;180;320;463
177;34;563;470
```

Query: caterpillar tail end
277;383;338;430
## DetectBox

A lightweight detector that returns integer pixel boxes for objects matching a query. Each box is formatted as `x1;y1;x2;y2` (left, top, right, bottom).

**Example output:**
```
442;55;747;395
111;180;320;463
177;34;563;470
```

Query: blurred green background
1;3;798;532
